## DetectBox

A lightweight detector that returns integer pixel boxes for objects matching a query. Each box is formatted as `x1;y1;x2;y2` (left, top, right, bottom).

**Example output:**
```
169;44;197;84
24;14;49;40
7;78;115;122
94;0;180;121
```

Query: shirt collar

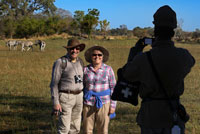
89;63;105;71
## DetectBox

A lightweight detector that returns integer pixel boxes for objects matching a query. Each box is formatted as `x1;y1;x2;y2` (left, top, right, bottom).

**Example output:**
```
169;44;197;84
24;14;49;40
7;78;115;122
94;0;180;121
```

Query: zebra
20;41;34;52
6;40;20;50
35;40;46;51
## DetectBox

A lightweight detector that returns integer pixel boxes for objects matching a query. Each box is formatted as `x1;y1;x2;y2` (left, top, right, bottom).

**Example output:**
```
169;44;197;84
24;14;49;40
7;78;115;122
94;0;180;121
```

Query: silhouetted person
122;5;195;134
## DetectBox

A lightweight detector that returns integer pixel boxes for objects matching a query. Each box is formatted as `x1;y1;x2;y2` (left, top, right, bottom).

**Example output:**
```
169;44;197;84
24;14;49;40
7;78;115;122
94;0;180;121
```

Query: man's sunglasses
92;54;103;57
69;46;80;50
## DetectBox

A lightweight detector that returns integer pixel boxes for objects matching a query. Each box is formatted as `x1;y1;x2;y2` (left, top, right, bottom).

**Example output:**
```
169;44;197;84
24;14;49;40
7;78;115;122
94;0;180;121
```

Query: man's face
68;46;80;60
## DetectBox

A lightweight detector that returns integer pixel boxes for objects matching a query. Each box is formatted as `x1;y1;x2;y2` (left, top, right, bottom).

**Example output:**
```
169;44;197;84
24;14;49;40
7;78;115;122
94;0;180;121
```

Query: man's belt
59;90;82;94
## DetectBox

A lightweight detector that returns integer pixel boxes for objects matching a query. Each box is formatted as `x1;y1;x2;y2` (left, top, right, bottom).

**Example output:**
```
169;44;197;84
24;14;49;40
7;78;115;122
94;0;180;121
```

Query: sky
54;0;200;32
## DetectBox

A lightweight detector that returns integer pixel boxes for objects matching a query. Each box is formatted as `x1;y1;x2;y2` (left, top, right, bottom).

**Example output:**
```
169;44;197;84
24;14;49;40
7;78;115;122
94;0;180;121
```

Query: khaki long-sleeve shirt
50;55;84;105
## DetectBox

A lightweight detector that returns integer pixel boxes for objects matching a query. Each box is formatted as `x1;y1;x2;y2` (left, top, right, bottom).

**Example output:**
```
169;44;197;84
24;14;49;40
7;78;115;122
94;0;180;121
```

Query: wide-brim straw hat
63;38;85;52
84;45;109;63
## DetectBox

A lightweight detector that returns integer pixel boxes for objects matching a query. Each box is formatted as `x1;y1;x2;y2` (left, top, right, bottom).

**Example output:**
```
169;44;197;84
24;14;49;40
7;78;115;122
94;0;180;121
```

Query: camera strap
71;61;79;75
61;55;81;75
61;56;84;72
146;51;178;123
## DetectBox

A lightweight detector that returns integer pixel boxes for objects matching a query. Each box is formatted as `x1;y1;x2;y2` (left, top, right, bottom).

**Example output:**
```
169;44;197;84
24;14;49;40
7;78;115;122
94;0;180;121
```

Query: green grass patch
0;39;199;133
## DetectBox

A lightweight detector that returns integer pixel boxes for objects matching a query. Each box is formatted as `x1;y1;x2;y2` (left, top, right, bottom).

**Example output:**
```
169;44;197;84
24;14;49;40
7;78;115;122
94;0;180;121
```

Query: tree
55;8;72;19
132;27;144;38
0;0;57;38
192;28;200;41
109;28;120;36
70;10;85;35
99;19;110;38
15;17;40;38
146;27;154;37
1;16;18;38
0;0;56;19
175;18;184;41
119;24;128;35
81;8;100;38
54;8;72;34
45;16;60;35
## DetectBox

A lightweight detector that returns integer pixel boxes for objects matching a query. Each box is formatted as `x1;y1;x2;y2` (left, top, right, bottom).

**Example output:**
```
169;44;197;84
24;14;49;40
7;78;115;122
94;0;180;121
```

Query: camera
144;37;154;45
74;75;83;83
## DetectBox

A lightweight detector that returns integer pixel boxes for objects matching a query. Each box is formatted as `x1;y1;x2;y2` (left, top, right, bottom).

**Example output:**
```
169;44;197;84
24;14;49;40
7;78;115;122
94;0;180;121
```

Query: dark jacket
123;40;195;128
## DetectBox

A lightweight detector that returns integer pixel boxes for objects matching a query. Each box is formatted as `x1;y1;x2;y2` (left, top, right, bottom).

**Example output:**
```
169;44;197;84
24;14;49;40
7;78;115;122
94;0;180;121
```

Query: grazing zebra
6;40;20;50
35;40;46;51
21;41;34;52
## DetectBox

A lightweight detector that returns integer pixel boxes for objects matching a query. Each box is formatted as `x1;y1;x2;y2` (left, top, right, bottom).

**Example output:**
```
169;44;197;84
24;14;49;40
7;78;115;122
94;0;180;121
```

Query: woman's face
91;50;103;65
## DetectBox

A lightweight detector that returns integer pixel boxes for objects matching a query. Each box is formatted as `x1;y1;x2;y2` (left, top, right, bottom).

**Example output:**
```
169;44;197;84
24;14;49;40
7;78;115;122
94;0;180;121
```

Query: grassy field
0;38;199;134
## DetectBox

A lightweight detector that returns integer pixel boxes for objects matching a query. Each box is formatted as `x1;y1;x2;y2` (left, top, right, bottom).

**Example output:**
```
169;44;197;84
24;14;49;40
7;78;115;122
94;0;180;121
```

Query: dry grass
0;38;199;134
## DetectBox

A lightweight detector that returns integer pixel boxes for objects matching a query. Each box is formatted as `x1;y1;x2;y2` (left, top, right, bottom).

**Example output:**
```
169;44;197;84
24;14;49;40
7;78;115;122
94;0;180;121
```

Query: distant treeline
0;0;200;43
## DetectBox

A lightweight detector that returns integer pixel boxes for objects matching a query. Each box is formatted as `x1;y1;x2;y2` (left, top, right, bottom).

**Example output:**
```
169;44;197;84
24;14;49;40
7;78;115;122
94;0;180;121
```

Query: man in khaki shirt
122;5;195;134
50;38;85;134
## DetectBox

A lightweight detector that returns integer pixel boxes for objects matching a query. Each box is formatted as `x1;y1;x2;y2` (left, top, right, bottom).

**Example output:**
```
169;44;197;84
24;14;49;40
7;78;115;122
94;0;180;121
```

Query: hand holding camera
135;37;154;50
144;37;154;45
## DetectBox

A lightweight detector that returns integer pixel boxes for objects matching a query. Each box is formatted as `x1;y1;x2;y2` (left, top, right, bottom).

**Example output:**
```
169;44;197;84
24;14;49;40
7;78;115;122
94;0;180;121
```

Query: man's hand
127;38;147;62
53;104;62;116
135;38;147;50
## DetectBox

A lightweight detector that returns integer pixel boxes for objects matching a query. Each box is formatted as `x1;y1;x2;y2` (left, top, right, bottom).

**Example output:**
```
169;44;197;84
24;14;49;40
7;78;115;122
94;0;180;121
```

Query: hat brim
63;43;85;52
84;46;109;63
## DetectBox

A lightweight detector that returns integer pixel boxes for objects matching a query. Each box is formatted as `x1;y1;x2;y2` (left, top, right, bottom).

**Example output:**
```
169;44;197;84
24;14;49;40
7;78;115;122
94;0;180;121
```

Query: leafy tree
0;0;57;38
109;28;120;36
119;24;128;35
99;19;110;38
0;20;5;38
146;27;154;37
192;28;200;40
81;8;100;38
15;17;39;38
3;17;17;38
45;16;60;35
33;18;46;37
70;10;85;35
57;18;72;34
55;8;72;19
175;18;184;41
54;8;73;34
132;27;144;38
0;0;56;18
181;31;192;42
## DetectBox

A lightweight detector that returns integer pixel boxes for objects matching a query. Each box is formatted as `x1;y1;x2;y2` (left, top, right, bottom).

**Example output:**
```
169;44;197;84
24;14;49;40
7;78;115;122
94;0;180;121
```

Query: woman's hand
109;107;115;114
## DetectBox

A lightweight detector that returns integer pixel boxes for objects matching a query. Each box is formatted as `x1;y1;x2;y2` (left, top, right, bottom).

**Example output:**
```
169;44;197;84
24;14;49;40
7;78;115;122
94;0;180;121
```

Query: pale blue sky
54;0;200;32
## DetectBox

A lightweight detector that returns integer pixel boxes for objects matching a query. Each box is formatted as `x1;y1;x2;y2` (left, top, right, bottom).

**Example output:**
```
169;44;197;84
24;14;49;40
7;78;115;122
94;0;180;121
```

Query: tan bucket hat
84;45;109;63
63;38;85;51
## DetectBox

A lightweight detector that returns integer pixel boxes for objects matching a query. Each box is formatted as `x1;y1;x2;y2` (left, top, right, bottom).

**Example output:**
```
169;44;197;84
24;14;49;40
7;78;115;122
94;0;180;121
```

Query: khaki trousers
58;92;83;134
83;103;110;134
